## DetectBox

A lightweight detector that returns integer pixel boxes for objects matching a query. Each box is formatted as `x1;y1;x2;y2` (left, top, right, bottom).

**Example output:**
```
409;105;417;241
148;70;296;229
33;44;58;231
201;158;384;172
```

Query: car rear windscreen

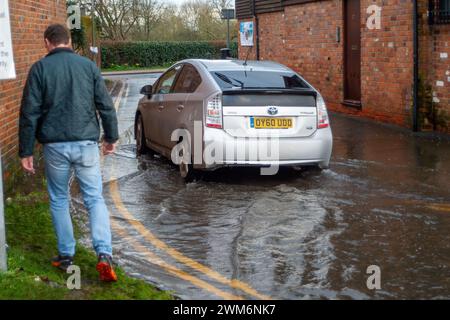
211;71;309;90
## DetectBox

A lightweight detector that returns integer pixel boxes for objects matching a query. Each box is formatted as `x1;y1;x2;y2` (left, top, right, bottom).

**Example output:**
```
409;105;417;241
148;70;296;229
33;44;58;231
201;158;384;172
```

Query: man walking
19;24;119;282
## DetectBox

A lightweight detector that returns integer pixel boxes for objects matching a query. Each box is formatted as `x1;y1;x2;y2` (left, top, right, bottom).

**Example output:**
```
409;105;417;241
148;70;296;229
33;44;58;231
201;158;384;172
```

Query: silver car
135;59;333;180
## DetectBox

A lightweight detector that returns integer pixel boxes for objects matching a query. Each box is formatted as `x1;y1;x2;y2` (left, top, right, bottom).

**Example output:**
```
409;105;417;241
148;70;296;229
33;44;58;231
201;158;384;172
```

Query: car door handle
177;105;185;112
158;105;165;111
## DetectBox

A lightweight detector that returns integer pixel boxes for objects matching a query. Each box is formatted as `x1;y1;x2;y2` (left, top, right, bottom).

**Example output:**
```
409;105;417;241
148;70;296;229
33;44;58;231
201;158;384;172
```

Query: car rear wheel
136;114;153;156
178;148;197;182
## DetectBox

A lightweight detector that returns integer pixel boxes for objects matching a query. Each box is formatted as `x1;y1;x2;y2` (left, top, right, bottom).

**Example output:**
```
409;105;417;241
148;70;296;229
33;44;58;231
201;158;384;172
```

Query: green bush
101;41;238;68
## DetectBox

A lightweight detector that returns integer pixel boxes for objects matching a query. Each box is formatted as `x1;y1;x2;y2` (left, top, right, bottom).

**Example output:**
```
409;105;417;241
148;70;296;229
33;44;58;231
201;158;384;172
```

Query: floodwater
75;74;450;300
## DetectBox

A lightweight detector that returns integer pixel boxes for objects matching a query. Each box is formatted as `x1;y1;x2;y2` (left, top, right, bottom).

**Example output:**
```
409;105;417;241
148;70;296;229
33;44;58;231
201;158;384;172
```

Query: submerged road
76;73;450;299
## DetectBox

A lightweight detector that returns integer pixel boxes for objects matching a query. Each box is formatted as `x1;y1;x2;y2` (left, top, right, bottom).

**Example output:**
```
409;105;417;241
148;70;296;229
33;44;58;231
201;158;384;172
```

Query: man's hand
21;156;36;174
102;142;117;156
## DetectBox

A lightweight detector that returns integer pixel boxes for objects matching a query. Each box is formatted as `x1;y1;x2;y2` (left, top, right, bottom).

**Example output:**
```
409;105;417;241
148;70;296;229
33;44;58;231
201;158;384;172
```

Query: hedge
101;41;239;69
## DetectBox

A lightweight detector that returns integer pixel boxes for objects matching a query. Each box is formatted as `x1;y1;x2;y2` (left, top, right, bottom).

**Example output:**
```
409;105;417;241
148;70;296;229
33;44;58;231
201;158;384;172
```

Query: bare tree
178;0;233;40
71;0;236;42
136;0;165;40
210;0;234;15
96;0;141;40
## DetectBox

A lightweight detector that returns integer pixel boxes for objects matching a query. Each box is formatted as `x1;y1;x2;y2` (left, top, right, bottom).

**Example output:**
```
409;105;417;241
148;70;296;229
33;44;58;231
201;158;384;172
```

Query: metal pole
227;17;230;49
412;0;419;132
252;0;260;60
91;0;96;63
92;0;96;48
0;151;7;272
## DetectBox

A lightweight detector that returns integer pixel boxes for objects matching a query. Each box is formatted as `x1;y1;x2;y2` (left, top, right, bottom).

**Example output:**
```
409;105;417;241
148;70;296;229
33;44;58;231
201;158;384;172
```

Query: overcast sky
167;0;235;7
167;0;188;6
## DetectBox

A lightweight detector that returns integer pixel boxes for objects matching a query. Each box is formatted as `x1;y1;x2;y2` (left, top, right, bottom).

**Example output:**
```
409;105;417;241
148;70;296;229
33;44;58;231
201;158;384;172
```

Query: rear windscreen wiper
214;72;245;89
244;86;311;90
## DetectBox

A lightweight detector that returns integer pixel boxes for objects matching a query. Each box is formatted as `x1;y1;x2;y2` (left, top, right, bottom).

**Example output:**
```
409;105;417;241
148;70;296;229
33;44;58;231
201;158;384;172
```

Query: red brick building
0;0;67;167
236;0;450;133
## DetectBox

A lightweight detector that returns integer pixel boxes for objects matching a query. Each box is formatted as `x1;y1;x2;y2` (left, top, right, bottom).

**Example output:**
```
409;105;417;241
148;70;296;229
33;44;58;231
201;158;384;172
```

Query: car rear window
211;71;309;90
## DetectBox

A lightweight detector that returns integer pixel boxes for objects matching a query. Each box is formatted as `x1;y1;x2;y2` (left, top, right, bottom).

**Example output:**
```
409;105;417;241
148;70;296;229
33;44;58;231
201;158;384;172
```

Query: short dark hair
44;24;70;46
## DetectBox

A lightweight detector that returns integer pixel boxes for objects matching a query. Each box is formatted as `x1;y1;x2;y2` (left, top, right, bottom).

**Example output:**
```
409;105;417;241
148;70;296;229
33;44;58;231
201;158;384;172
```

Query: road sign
0;150;7;272
221;8;235;20
0;0;16;80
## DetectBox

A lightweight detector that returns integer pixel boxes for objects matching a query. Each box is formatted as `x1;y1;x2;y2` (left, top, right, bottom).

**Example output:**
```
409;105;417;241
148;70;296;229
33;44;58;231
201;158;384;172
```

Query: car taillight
317;95;330;129
206;93;223;129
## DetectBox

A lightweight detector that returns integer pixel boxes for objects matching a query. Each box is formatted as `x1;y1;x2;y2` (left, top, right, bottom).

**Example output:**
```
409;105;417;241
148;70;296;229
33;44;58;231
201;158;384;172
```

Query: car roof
184;59;293;73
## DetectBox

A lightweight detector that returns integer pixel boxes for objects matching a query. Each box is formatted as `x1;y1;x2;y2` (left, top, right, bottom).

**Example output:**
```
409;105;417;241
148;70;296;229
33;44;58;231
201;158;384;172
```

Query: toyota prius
135;59;333;180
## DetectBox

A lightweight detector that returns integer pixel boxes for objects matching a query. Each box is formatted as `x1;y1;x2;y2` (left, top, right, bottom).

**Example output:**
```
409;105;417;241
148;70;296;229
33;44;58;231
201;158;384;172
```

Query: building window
429;0;450;24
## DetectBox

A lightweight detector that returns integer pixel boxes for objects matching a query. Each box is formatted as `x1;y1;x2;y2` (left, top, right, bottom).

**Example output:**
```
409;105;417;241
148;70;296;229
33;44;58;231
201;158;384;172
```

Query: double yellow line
108;173;271;300
111;219;242;300
403;199;450;213
107;81;271;300
427;203;450;213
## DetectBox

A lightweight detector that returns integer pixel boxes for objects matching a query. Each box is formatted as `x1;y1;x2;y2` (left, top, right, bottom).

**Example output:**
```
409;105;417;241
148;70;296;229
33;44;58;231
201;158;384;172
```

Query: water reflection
89;108;450;299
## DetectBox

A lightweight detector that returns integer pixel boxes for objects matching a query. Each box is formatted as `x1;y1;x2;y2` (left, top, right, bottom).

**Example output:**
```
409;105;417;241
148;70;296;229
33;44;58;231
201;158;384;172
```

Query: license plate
250;117;293;129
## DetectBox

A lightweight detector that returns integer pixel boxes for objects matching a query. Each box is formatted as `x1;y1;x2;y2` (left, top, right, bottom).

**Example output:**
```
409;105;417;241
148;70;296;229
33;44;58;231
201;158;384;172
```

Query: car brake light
206;93;223;129
317;95;330;129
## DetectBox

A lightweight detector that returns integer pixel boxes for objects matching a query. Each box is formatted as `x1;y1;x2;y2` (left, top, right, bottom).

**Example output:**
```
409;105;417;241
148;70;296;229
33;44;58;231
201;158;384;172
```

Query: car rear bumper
200;126;333;170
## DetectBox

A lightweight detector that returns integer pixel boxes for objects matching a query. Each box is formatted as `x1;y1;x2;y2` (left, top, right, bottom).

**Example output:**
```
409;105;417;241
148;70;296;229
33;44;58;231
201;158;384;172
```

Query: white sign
240;21;254;47
366;5;382;30
0;0;16;80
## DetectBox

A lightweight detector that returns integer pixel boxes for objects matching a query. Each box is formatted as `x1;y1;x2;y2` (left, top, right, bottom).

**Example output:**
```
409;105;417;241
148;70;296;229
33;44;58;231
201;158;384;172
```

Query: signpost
0;151;6;272
221;8;236;50
0;0;15;272
91;0;97;57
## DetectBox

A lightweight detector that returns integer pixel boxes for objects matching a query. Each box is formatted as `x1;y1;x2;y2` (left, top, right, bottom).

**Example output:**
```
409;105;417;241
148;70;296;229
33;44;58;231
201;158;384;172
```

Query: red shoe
51;255;74;271
96;254;118;282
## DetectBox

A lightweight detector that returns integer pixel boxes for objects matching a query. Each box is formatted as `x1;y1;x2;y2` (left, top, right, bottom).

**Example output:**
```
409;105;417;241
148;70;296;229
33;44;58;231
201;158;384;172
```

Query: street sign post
0;151;7;272
91;0;96;51
221;8;236;50
0;0;14;272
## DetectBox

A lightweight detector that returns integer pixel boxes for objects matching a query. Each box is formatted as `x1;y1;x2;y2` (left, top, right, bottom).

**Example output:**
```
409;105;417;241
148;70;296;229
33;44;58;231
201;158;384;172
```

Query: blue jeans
43;141;112;257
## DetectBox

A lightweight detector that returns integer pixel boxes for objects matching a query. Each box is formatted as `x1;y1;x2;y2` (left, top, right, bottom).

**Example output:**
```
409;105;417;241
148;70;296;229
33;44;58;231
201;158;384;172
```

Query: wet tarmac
78;74;450;300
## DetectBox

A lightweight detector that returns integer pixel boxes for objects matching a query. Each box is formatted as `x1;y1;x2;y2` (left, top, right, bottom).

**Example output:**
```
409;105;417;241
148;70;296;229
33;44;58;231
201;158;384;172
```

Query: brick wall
359;0;414;126
0;0;67;168
239;2;345;106
419;1;450;132
238;0;450;133
282;1;344;109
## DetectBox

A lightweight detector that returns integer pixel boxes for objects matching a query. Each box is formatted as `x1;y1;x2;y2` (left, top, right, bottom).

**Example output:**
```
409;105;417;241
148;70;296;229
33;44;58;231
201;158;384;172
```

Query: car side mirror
140;85;153;97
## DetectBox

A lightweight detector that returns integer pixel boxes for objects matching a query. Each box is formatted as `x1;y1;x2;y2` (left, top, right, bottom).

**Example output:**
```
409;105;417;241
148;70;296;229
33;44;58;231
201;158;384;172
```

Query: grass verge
0;161;172;300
